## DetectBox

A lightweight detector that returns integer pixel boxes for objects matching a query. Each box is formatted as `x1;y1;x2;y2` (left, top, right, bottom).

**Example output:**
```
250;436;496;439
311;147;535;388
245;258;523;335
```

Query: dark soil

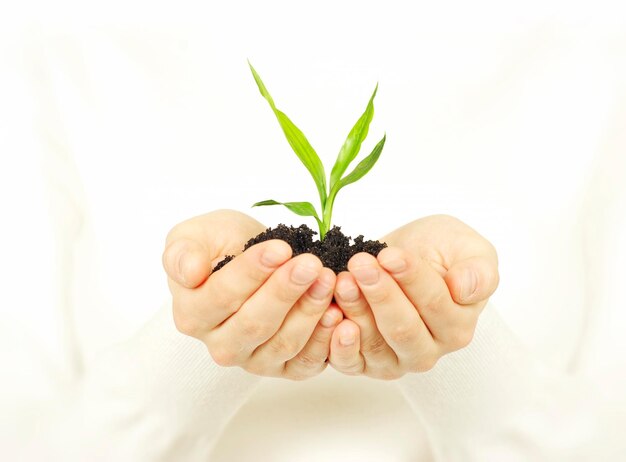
212;224;387;274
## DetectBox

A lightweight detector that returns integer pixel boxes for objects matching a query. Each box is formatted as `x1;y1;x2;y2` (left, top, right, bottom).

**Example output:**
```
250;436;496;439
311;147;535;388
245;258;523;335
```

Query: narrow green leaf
248;62;327;207
273;109;328;206
329;84;378;190
252;199;323;231
253;199;319;217
337;134;386;190
248;59;275;108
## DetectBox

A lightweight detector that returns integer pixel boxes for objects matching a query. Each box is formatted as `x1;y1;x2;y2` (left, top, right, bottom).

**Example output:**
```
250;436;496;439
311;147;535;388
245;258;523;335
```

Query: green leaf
248;60;276;108
252;199;323;231
329;84;378;190
337;134;386;190
248;62;327;207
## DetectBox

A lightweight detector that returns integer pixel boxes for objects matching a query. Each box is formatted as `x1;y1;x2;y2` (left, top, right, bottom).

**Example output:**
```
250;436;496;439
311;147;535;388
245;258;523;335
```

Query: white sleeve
397;42;626;460
0;28;261;461
396;303;609;461
25;304;261;462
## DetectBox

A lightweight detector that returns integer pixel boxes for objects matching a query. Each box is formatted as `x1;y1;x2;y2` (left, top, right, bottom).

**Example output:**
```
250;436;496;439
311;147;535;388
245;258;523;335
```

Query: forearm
396;303;600;461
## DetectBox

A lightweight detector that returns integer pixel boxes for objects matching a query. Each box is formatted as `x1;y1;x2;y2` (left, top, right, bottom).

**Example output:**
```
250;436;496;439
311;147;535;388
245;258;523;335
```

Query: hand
162;209;343;380
328;214;499;380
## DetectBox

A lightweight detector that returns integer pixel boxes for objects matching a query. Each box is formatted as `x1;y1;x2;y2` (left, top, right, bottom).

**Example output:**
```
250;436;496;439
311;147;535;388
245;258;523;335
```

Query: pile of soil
213;224;387;274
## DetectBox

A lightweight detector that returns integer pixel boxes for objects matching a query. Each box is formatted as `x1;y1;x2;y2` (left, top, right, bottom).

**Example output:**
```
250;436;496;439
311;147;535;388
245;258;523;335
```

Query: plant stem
321;185;339;240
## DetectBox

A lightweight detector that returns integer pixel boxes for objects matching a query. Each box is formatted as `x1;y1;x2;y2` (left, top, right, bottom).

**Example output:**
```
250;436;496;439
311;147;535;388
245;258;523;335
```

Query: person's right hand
162;209;343;380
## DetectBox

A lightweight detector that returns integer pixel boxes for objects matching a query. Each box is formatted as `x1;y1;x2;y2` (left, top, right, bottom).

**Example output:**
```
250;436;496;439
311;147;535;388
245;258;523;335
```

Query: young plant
249;61;386;240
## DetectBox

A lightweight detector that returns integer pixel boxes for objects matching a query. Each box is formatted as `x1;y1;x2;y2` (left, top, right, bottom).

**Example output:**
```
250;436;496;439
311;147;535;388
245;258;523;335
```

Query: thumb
162;237;212;289
444;256;499;305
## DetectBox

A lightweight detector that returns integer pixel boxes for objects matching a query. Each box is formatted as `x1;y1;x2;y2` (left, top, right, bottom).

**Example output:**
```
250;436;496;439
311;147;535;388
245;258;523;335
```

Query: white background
1;0;625;405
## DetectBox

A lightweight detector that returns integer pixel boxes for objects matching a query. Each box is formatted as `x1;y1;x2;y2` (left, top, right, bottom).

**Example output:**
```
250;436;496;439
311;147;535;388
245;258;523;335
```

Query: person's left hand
328;214;499;380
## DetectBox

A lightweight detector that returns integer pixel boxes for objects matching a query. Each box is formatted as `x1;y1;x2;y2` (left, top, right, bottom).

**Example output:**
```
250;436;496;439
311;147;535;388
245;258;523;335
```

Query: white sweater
1;3;625;460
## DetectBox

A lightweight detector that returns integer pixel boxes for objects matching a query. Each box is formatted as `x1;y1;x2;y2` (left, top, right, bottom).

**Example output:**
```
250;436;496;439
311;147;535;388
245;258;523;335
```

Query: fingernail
320;310;337;328
381;258;406;273
351;265;379;285
309;280;331;300
339;330;355;346
336;282;359;302
460;269;478;301
261;245;291;267
291;262;319;285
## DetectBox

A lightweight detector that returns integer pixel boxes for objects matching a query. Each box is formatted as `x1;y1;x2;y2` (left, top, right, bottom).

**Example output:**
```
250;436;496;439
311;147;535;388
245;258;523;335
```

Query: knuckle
243;362;271;377
303;330;332;358
395;269;418;286
237;317;274;343
210;347;238;367
273;289;293;307
268;333;300;360
332;358;363;375
448;328;474;351
335;294;365;316
172;309;199;337
362;334;388;356
421;293;447;316
389;324;415;346
298;296;328;318
245;259;273;285
294;350;323;368
204;284;232;311
278;282;306;305
285;357;328;380
364;287;390;305
411;355;439;373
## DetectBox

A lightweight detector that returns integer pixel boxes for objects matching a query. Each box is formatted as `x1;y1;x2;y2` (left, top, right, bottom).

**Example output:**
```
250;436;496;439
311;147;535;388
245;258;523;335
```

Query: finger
163;209;266;288
444;256;500;305
163;237;213;289
376;247;478;351
172;239;293;330
328;319;364;375
251;267;336;364
283;304;344;380
210;253;323;364
334;272;397;367
348;252;436;366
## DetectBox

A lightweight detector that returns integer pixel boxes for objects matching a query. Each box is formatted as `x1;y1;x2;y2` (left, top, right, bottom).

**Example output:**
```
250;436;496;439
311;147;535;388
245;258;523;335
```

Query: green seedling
249;61;386;240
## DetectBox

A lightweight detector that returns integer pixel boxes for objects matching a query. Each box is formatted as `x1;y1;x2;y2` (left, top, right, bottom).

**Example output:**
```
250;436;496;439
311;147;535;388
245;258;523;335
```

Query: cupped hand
328;214;499;380
162;209;343;380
